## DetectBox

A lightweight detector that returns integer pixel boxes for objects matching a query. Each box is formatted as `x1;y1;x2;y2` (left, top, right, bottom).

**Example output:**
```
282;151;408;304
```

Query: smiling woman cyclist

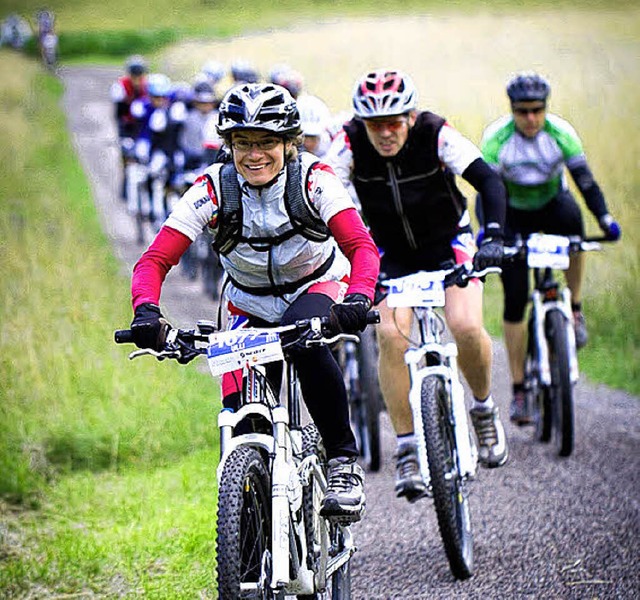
127;82;380;522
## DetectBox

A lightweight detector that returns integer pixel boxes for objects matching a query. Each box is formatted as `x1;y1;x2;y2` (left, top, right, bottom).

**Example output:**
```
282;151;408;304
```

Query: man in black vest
325;69;509;502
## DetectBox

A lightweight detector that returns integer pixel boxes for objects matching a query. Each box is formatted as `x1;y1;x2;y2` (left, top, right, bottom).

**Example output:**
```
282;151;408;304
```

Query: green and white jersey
481;113;587;210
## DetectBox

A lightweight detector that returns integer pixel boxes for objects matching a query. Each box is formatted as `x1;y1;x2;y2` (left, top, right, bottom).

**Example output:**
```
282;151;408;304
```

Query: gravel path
61;65;639;600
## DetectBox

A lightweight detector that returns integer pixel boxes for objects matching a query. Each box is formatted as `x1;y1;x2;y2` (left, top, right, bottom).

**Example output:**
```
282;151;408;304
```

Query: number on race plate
384;271;447;308
527;234;570;270
206;330;284;376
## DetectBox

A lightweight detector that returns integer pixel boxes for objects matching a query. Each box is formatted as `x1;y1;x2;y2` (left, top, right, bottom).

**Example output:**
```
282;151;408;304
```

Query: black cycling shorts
502;191;584;323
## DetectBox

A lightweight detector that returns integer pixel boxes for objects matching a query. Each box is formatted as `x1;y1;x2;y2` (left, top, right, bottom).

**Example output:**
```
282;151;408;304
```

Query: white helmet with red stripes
352;69;417;118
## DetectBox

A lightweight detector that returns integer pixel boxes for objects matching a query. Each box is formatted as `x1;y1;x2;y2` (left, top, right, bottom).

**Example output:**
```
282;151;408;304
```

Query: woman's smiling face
231;131;287;186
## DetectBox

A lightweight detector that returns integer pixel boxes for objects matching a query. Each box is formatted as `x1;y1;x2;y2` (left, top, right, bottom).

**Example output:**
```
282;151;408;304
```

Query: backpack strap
212;159;330;256
211;162;243;255
285;160;330;242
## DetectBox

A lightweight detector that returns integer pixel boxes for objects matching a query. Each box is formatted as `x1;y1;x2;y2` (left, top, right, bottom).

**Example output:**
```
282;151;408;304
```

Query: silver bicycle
116;313;377;598
380;263;498;580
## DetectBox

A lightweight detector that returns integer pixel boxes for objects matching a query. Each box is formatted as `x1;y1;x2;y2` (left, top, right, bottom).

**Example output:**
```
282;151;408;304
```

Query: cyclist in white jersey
128;83;380;521
480;72;621;424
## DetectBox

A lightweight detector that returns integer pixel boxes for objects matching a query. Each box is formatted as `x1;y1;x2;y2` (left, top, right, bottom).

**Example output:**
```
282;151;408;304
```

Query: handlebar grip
114;329;134;344
367;310;381;324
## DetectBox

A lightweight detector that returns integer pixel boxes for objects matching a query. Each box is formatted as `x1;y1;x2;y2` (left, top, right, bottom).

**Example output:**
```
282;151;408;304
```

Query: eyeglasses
231;138;282;152
364;118;408;132
513;106;546;116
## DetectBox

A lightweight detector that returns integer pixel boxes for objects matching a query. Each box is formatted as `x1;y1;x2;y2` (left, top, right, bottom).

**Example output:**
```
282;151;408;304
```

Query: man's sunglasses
513;105;546;116
364;118;408;132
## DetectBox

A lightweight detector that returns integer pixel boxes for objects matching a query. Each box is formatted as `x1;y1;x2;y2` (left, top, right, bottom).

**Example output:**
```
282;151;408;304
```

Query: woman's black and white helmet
217;83;301;136
506;72;551;103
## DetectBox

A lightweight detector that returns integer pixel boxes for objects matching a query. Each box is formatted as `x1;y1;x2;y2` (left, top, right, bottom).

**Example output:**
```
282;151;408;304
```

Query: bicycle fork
406;343;478;488
532;288;579;386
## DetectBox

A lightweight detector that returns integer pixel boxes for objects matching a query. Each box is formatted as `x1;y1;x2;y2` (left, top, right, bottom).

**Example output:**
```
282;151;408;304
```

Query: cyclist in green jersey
480;72;621;424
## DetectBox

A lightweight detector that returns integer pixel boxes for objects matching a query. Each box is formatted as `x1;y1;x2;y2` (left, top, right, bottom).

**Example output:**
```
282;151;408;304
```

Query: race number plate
527;234;570;270
207;330;284;376
384;271;446;308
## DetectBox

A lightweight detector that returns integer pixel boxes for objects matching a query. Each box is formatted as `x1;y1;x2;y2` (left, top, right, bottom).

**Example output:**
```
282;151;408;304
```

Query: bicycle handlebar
502;234;614;261
114;310;380;361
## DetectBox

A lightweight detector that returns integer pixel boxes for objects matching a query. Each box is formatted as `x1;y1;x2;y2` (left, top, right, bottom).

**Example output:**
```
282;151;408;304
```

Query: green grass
0;52;219;503
5;0;637;59
1;449;218;597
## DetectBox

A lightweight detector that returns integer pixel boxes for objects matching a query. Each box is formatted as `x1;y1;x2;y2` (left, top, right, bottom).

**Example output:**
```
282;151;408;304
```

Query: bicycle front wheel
421;375;474;580
546;309;574;457
216;446;272;599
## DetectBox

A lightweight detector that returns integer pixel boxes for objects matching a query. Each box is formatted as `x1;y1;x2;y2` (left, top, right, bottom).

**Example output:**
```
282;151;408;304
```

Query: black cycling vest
345;112;467;257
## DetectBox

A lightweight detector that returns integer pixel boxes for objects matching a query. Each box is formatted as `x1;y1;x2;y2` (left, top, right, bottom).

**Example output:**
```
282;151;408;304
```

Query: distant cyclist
230;59;260;85
297;93;332;158
269;63;304;99
325;69;509;503
479;72;621;424
179;80;222;172
111;55;149;198
131;73;187;227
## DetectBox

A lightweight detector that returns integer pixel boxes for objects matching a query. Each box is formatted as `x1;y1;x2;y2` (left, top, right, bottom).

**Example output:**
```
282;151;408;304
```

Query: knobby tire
546;309;574;456
421;375;474;580
216;446;272;599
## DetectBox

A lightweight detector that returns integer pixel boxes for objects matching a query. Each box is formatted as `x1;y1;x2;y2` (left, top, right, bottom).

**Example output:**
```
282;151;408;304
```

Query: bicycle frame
210;321;357;594
521;234;584;387
530;270;579;387
382;270;479;486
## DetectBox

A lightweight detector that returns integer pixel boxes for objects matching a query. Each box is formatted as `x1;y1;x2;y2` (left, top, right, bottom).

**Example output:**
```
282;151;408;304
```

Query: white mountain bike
115;312;378;598
504;233;607;457
379;263;499;580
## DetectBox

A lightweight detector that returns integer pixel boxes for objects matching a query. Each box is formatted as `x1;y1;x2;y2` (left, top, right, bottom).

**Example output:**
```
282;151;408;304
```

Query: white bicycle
116;313;378;598
380;263;499;580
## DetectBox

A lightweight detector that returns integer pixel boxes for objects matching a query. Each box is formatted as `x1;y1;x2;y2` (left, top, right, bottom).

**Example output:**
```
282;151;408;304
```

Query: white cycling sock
397;432;417;450
473;394;495;410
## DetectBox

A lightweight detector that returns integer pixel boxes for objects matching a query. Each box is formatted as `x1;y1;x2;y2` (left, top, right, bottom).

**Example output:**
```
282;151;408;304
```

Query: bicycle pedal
320;502;365;525
406;487;432;504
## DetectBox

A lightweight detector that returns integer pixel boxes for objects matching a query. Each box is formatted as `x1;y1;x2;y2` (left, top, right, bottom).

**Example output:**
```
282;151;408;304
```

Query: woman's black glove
330;293;372;333
473;225;504;270
130;303;170;350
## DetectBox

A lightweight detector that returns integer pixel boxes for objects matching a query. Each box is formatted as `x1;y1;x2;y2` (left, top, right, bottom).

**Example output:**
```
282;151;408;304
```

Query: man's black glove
473;225;504;270
130;303;170;350
330;293;371;334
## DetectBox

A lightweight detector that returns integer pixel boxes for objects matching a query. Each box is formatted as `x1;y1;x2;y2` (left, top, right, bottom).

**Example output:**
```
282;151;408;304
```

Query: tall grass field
0;53;220;595
0;0;638;596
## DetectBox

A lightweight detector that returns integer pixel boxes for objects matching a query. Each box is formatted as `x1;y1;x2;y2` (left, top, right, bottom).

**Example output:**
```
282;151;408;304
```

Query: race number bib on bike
527;234;570;270
383;271;446;308
207;330;284;376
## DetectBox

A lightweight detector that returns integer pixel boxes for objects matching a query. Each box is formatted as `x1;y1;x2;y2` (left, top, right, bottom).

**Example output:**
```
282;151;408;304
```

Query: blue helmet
147;73;172;97
506;72;551;103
